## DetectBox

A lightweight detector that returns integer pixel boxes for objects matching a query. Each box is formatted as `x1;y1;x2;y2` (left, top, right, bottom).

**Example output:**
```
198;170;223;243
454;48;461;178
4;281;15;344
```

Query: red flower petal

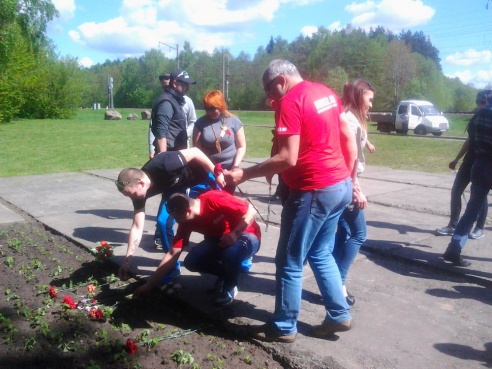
125;339;138;354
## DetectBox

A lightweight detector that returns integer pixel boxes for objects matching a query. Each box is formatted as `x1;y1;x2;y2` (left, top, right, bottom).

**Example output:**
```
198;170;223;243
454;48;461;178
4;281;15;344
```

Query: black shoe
443;250;471;267
346;292;355;306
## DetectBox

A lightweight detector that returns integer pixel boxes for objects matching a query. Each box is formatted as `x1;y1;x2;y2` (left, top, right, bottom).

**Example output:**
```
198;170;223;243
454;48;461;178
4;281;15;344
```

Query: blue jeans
271;178;352;335
183;233;260;292
449;158;488;228
333;207;367;284
448;157;492;252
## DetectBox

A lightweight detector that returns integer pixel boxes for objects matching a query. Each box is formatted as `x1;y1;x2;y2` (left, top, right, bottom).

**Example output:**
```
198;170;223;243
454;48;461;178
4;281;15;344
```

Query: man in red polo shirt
225;59;357;342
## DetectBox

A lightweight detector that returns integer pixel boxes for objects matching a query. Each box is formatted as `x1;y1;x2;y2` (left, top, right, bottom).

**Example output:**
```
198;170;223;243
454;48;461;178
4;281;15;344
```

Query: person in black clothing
115;147;225;282
150;69;197;249
150;69;197;153
443;91;492;266
435;90;492;240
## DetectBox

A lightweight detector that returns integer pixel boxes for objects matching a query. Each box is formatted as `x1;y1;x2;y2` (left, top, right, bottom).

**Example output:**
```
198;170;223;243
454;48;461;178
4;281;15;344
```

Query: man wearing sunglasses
149;72;197;159
149;71;198;249
150;69;197;154
225;59;357;343
115;147;226;282
149;69;198;249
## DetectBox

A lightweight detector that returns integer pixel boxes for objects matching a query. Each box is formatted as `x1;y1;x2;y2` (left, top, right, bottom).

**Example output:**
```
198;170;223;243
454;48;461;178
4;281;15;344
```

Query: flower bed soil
0;219;286;369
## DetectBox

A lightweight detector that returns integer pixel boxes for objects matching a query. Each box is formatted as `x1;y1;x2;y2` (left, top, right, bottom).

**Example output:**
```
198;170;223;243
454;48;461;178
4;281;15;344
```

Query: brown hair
202;90;234;117
166;193;194;217
341;79;375;132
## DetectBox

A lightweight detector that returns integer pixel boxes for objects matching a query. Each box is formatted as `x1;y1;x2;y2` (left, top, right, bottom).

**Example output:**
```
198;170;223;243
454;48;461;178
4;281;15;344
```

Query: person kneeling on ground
132;190;261;306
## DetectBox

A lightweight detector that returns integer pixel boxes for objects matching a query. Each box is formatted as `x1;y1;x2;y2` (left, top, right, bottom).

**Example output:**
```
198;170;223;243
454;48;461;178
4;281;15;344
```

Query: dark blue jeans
449;158;488;229
183;233;260;292
448;157;492;251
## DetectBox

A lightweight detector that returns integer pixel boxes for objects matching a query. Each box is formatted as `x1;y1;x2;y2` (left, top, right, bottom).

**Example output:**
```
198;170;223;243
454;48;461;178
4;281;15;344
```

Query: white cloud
476;69;492;86
79;57;94;68
444;49;492;67
327;21;342;31
345;1;375;14
67;0;290;59
447;70;473;84
446;68;492;89
51;0;76;22
280;0;323;5
301;26;318;37
346;0;434;31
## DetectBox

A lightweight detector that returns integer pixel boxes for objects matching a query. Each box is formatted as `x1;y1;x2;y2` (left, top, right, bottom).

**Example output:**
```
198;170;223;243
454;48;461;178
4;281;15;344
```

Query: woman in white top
333;79;375;306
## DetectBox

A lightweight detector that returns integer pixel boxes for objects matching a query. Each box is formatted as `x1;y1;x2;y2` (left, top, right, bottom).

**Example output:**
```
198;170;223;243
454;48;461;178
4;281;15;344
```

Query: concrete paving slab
0;203;25;224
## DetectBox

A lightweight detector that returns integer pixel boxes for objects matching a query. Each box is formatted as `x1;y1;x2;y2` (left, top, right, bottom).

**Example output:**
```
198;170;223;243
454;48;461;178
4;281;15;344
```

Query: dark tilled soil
0;217;287;369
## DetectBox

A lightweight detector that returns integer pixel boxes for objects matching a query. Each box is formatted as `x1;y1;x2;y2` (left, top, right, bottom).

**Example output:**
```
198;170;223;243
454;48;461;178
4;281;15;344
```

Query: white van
395;100;449;136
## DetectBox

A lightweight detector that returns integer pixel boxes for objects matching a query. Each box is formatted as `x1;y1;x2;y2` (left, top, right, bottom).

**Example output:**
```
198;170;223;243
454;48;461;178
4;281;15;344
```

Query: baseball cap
170;69;197;85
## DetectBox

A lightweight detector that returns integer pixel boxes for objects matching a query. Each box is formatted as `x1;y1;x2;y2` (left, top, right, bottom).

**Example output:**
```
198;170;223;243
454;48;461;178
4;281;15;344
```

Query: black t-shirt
132;151;208;209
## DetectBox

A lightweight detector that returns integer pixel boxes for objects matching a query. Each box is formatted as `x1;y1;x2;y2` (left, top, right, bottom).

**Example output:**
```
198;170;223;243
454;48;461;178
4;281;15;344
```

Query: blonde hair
116;168;143;190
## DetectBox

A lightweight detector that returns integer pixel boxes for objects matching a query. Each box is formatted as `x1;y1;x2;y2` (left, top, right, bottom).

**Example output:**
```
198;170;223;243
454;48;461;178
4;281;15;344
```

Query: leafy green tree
325;66;348;96
384;40;417;106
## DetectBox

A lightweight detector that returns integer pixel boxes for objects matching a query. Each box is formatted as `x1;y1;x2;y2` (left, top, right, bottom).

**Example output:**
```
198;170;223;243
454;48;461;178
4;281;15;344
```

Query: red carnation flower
100;241;108;246
125;338;138;354
49;286;58;298
62;296;76;310
89;308;97;319
95;308;103;320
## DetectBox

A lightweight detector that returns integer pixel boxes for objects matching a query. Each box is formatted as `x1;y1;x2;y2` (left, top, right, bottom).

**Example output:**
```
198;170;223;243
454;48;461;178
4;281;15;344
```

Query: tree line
1;1;487;123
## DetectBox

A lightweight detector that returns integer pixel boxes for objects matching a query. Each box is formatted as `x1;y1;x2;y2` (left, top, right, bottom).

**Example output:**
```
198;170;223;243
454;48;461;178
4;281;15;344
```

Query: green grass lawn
0;108;468;177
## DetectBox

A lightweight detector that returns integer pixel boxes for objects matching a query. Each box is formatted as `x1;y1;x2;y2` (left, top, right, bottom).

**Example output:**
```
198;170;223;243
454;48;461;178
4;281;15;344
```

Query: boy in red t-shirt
132;190;261;306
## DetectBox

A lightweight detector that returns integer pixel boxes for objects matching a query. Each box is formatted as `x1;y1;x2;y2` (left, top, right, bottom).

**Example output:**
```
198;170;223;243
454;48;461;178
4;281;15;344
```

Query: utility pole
222;48;225;93
222;49;230;106
225;58;230;104
159;42;179;69
107;76;114;110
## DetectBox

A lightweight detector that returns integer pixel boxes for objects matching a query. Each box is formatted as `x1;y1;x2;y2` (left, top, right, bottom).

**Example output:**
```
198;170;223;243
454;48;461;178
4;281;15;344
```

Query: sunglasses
476;100;486;105
115;178;140;191
204;106;218;111
263;75;280;93
159;75;170;81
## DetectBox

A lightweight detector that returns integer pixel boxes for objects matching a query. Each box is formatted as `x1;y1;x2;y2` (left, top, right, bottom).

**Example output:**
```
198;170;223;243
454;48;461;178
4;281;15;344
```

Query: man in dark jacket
443;92;492;267
151;69;197;153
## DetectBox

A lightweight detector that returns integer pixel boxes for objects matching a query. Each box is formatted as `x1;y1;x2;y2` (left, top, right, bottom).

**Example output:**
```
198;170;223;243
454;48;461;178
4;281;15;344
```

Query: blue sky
47;0;492;89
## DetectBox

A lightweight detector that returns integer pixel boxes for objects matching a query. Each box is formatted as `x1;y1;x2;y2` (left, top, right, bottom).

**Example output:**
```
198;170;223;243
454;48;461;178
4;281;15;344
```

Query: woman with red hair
193;90;246;195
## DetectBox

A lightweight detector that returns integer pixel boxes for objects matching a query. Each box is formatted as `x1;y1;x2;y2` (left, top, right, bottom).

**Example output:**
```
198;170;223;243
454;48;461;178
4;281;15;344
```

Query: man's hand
216;172;226;188
118;264;130;281
132;281;154;299
219;232;238;248
352;188;368;210
449;159;458;170
223;168;244;186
